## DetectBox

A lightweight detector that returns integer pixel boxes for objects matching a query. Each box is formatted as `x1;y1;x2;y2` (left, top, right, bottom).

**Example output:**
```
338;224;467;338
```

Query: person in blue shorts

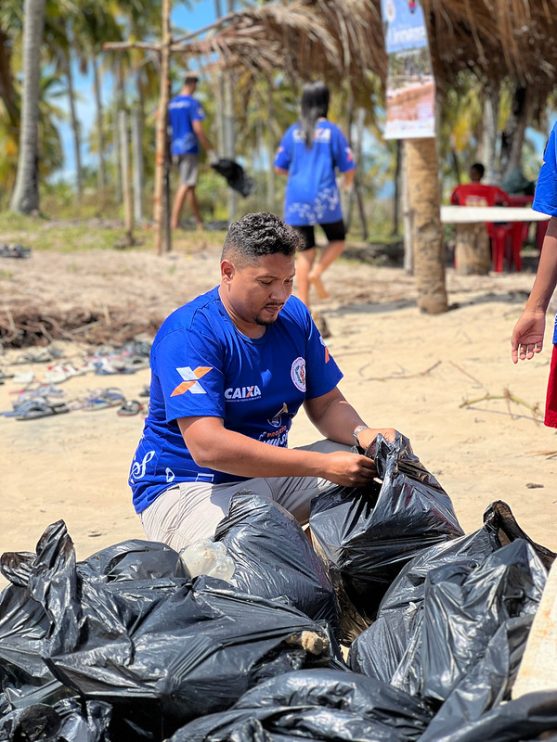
511;122;557;427
130;212;398;550
274;81;355;308
168;74;212;230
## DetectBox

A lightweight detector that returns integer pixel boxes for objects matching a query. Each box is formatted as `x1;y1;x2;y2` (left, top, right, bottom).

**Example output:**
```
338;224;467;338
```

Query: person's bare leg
171;184;189;229
309;240;345;299
185;186;203;228
296;248;316;308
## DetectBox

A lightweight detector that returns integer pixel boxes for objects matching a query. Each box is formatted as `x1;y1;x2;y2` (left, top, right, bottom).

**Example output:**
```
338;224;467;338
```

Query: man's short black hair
184;74;199;85
222;212;301;262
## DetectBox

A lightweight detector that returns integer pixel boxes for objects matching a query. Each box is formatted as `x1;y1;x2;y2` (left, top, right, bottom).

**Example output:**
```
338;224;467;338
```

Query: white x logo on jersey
171;366;212;396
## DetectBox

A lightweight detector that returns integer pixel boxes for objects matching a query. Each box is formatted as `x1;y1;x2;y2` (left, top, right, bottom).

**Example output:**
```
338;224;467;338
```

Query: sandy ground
1;242;556;585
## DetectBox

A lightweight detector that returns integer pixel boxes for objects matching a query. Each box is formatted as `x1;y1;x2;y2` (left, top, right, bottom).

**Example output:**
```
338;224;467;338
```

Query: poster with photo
381;0;436;139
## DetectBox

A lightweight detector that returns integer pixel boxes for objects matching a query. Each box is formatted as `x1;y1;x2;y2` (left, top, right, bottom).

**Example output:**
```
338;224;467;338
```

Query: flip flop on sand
0;244;31;259
82;388;126;411
117;399;144;417
15;400;70;421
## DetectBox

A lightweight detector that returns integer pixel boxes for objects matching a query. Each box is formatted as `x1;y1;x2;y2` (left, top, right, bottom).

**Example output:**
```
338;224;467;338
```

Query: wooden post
454;223;490;274
154;0;172;255
119;109;134;243
131;106;144;224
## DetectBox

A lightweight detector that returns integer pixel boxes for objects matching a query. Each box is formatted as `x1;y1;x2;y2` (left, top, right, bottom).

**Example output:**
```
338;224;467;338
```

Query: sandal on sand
117;399;144;416
15;400;70;421
83;388;125;411
0;243;31;259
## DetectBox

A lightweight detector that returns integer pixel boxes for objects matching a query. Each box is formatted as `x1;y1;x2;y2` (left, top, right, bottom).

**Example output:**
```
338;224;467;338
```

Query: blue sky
56;1;217;181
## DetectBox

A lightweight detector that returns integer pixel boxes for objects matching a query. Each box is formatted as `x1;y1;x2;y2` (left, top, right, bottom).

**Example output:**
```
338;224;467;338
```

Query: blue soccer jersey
129;287;343;513
533;123;557;218
533;123;557;342
274;120;356;226
168;94;205;156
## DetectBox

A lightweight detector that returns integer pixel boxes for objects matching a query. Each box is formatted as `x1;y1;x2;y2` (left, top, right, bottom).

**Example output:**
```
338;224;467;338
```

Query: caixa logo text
224;385;262;400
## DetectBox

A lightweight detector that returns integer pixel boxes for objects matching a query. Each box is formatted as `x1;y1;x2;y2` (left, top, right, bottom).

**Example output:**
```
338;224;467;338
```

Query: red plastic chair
450;184;515;272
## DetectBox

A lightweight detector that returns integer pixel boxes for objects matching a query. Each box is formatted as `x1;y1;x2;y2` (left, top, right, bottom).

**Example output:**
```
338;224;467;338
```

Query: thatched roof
181;0;557;100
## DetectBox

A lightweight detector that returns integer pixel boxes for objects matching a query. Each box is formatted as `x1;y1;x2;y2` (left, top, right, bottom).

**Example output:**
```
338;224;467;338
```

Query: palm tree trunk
10;0;46;214
92;56;106;193
501;86;528;182
0;28;18;127
63;41;83;202
405;138;448;314
154;0;171;254
224;0;237;221
481;81;500;183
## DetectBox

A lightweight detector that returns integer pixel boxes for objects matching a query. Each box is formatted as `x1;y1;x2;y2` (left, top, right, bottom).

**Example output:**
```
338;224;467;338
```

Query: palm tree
10;0;46;213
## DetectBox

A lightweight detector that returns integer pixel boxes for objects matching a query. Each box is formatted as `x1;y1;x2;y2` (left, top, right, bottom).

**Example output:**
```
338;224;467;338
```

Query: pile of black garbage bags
1;434;557;741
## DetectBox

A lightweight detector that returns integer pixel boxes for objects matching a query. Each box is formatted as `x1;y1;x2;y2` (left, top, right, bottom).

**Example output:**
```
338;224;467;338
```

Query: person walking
168;74;213;230
274;81;355;308
511;123;557;427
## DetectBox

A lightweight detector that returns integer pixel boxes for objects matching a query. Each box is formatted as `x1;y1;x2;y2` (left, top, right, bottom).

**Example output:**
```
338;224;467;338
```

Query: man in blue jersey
168;74;212;230
130;212;398;550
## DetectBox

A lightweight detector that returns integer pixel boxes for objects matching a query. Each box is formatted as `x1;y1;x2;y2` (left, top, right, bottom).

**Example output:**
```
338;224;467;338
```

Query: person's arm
511;217;557;363
192;119;212;152
275;166;289;176
304;387;397;451
178;415;375;487
341;168;355;191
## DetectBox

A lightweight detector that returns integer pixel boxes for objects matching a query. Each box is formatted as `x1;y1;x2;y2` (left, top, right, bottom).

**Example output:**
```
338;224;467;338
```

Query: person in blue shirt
274;81;356;308
130;212;397;550
168;74;212;230
511;122;557;426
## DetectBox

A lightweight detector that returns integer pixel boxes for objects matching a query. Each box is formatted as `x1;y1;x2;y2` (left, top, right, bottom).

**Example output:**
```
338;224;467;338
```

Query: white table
441;205;550;223
440;206;550;274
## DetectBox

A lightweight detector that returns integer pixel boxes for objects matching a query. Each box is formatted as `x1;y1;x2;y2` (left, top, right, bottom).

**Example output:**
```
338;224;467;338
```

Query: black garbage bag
77;538;189;582
2;520;333;739
0;522;191;738
47;577;333;738
309;434;463;640
211;158;255;197
215;493;339;630
350;503;552;728
422;690;557;742
0;697;112;742
169;668;433;741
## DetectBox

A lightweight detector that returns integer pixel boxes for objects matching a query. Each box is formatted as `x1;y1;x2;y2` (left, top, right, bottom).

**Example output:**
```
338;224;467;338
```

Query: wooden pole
154;0;171;255
131;106;144;224
119;109;134;242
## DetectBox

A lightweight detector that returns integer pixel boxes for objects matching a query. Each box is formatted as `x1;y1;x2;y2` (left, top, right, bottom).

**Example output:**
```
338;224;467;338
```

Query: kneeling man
130;212;398;549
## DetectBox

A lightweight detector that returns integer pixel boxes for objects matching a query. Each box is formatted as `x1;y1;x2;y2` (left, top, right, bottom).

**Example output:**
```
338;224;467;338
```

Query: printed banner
381;0;436;139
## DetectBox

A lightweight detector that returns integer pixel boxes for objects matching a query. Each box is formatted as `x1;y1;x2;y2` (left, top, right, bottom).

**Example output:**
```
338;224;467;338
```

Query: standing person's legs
308;220;347;299
172;155;202;228
171;184;189;229
265;439;353;524
184;186;203;228
294;225;317;308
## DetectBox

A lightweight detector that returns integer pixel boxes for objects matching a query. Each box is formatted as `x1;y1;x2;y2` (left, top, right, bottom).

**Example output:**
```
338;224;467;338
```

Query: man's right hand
322;451;376;487
511;310;546;364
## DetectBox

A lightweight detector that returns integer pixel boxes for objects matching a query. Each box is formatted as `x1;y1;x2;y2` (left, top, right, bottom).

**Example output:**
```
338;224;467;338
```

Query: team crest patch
290;357;306;392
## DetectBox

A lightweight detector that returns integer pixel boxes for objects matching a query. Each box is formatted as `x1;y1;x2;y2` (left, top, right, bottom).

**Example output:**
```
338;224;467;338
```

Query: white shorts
140;439;350;551
177;153;199;186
